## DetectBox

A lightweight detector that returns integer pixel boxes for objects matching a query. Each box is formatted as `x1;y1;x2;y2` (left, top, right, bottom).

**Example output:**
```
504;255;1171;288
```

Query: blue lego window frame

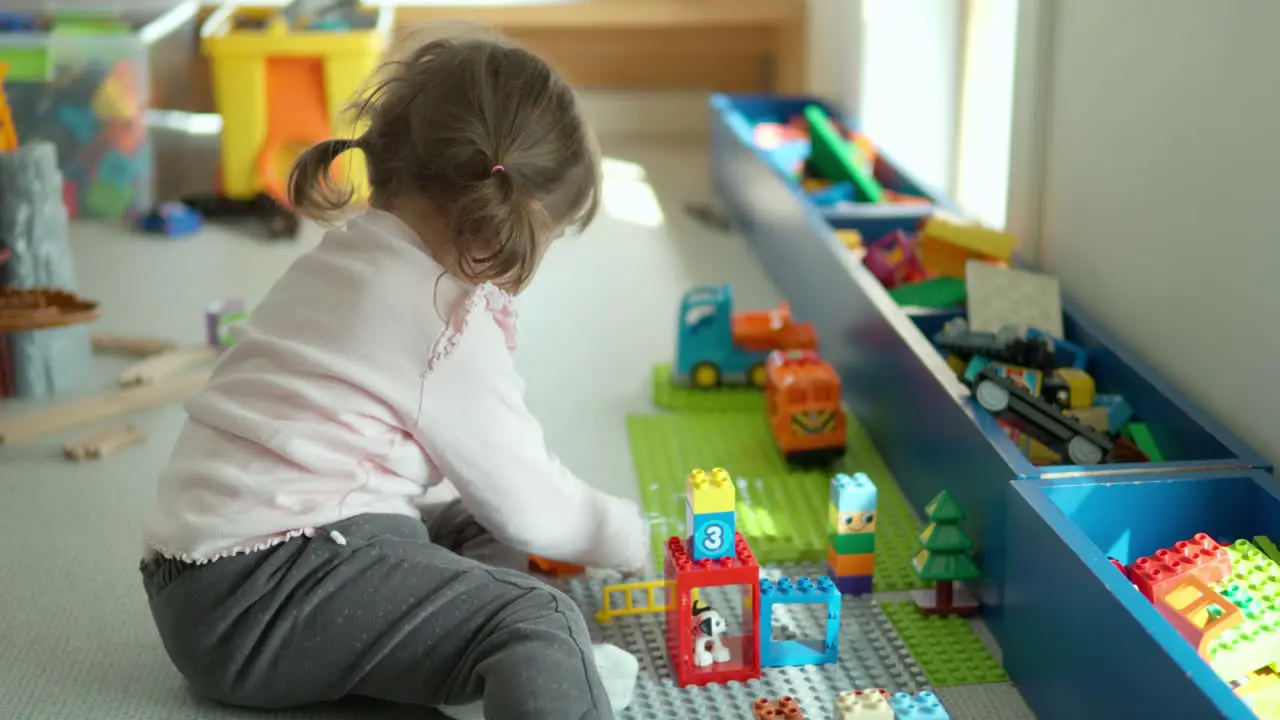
758;577;841;668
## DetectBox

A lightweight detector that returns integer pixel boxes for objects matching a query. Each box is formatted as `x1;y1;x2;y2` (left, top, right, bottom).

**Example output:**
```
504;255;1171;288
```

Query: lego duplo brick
627;411;925;591
0;142;92;397
1127;532;1231;603
759;577;841;668
890;690;950;719
1201;540;1280;680
880;601;1008;687
826;548;874;577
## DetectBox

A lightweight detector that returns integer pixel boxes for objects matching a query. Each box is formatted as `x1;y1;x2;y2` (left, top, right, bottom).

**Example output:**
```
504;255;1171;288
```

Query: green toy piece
803;105;885;203
888;277;967;308
910;490;981;616
1122;422;1164;462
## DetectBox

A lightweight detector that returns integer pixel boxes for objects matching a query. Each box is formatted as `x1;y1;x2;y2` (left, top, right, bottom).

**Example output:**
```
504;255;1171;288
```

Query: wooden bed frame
185;0;807;111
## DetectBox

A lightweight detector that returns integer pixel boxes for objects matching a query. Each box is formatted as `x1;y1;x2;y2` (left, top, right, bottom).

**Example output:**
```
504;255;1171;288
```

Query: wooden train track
0;287;102;333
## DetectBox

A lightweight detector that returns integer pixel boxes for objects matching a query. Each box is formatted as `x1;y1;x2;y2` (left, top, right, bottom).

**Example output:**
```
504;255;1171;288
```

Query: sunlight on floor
600;156;666;228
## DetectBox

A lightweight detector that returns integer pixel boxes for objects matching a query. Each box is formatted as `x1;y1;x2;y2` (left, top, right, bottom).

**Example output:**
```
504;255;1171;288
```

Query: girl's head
289;23;601;293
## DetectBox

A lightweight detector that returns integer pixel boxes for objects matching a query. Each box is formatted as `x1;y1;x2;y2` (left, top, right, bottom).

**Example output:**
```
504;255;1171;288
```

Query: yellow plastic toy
199;3;394;207
686;467;735;515
918;215;1018;278
0;62;17;152
595;579;699;624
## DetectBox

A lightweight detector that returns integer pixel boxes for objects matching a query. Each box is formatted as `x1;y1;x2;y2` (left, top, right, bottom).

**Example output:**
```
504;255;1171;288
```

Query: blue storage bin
710;91;1273;630
1003;470;1280;720
710;93;958;240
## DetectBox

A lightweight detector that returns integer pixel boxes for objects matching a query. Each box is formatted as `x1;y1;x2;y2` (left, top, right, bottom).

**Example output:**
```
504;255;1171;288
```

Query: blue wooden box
1003;471;1280;720
908;305;1272;634
708;91;1273;620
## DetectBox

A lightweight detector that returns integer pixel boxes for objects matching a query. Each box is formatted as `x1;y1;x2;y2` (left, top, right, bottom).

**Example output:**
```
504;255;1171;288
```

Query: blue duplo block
890;690;950;719
759;576;840;667
686;502;736;562
1002;470;1280;720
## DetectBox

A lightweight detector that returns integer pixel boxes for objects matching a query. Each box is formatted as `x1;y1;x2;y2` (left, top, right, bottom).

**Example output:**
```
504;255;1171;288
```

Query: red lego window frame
664;532;763;687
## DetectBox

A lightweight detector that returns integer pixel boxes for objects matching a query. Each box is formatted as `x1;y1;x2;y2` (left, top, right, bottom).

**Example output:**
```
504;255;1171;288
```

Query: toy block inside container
1003;471;1280;720
759;576;840;667
826;472;877;595
917;216;1017;279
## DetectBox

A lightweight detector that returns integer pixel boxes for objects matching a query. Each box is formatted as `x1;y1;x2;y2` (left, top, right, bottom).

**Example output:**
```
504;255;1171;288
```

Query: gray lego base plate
560;564;1037;720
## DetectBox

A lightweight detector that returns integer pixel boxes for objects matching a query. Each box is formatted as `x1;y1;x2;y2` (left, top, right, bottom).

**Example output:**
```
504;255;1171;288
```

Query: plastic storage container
0;3;199;218
199;3;394;206
711;93;959;239
709;91;1273;616
1004;470;1280;720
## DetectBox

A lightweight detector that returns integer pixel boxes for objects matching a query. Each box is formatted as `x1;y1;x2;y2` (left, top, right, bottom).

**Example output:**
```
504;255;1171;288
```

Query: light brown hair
288;23;601;292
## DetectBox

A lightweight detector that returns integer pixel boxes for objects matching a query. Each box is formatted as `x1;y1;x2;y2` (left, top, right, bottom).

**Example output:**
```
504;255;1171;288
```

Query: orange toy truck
763;350;847;466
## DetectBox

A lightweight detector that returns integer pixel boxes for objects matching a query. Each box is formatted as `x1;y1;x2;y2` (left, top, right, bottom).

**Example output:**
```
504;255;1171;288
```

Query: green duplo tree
911;490;981;615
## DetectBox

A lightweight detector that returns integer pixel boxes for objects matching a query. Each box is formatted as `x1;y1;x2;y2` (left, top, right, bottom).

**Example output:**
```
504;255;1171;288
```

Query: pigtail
448;162;548;292
287;138;360;225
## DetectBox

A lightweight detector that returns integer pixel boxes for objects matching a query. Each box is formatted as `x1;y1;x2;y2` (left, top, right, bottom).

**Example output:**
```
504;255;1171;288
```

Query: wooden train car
763;350;847;466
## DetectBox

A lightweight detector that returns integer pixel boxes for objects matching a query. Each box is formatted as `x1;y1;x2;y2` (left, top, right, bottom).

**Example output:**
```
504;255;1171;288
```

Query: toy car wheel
974;380;1009;413
691;362;721;388
1067;435;1105;465
748;363;767;388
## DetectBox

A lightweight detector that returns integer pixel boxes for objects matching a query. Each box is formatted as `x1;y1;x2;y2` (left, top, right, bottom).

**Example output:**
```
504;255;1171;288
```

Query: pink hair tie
490;165;506;175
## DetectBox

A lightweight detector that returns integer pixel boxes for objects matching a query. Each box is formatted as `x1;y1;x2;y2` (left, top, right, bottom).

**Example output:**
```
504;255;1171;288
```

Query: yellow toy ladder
596;580;699;624
0;62;17;151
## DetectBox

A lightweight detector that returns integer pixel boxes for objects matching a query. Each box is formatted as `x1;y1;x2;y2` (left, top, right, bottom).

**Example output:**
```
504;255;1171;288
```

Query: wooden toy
64;424;146;461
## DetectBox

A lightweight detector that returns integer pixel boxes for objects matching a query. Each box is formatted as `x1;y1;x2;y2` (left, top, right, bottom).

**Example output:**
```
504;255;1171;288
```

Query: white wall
806;0;862;111
1027;0;1280;463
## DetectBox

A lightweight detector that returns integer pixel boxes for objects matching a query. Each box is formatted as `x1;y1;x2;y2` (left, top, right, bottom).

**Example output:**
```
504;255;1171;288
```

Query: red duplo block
1127;533;1231;602
665;532;762;688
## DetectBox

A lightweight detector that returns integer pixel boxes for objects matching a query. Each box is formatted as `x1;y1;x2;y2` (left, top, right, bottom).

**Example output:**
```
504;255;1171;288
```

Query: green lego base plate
650;363;764;412
880;600;1009;687
627;409;926;591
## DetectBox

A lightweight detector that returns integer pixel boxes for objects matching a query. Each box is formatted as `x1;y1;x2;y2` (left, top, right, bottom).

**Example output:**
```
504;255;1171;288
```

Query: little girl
139;24;648;720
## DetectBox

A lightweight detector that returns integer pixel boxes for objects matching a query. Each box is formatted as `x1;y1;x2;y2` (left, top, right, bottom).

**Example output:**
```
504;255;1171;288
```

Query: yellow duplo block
919;216;1018;278
686;467;735;514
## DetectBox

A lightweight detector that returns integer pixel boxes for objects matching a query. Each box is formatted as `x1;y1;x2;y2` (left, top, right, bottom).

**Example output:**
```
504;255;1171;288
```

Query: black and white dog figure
691;599;731;666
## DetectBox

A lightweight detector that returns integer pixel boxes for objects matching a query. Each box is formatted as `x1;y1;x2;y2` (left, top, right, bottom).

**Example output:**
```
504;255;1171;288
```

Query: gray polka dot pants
140;510;614;719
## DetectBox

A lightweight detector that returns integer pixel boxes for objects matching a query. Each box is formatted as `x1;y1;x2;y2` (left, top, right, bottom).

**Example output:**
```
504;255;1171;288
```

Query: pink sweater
143;210;648;571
